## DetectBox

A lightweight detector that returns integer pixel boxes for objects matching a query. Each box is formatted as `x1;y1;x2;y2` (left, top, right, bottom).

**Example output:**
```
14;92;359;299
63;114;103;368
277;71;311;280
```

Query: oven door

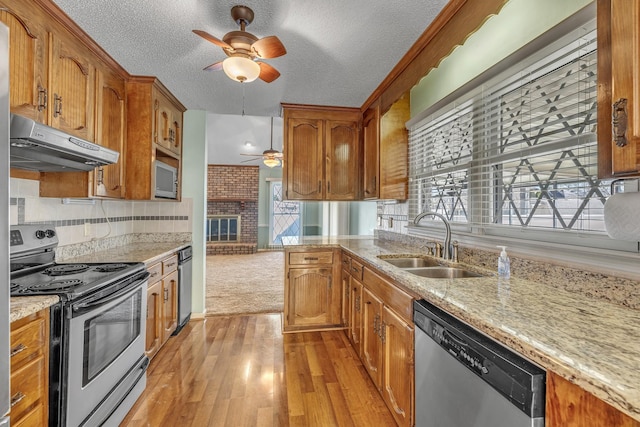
66;277;147;427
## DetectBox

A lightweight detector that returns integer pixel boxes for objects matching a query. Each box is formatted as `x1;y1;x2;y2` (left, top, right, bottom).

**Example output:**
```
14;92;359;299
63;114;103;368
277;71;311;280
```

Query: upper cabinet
362;104;380;199
0;3;48;124
361;94;410;201
379;93;409;200
597;0;640;178
125;77;185;200
283;104;361;201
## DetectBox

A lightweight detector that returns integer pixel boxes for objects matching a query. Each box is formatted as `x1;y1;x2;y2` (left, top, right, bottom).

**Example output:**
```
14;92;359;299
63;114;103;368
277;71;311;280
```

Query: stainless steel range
10;224;149;427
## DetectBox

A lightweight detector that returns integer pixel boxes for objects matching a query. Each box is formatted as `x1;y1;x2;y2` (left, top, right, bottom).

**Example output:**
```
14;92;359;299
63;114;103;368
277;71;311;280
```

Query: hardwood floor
121;314;396;426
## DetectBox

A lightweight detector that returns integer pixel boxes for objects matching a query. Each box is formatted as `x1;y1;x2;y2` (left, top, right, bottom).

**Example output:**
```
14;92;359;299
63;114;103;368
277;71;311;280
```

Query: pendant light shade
222;57;260;83
263;157;280;168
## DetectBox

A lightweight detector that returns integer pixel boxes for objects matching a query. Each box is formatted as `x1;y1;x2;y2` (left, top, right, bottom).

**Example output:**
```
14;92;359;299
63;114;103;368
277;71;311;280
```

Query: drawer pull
166;262;176;268
11;392;25;407
304;257;319;261
10;343;26;357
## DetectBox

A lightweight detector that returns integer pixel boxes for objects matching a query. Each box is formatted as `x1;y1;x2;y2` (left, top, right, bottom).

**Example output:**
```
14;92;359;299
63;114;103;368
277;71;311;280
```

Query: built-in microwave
155;160;178;199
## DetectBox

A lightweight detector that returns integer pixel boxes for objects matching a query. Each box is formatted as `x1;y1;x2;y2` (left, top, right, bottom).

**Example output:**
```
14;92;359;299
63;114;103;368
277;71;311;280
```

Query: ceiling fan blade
203;61;224;72
251;36;286;59
240;158;259;163
257;62;281;83
193;30;233;50
239;153;264;157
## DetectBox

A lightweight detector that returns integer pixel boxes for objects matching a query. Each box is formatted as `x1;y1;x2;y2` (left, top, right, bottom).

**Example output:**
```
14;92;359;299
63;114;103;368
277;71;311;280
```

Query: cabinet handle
304;257;318;261
96;167;104;185
37;85;48;111
150;271;159;279
327;181;331;193
11;391;25;407
613;98;628;147
318;181;322;194
164;287;169;301
53;94;63;118
10;343;26;357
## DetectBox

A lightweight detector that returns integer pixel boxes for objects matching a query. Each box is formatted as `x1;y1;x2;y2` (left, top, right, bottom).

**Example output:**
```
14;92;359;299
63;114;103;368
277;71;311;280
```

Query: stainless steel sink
404;267;484;279
380;256;442;268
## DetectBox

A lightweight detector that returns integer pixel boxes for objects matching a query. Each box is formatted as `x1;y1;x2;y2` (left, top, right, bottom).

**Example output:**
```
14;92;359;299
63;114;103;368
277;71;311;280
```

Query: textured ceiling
52;0;449;117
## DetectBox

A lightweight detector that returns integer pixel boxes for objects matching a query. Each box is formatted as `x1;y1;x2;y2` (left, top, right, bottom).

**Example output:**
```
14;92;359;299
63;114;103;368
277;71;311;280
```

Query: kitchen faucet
413;211;452;260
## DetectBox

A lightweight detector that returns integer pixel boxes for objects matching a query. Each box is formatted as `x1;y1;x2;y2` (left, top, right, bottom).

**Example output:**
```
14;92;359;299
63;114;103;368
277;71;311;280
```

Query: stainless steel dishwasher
414;300;545;427
173;245;193;335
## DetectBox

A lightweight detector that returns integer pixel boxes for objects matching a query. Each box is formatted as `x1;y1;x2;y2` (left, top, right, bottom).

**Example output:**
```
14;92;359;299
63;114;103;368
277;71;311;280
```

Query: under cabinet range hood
9;113;119;172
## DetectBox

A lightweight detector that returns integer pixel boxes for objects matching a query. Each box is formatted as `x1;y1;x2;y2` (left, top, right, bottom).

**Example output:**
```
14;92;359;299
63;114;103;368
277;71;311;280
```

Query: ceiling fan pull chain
242;85;246;116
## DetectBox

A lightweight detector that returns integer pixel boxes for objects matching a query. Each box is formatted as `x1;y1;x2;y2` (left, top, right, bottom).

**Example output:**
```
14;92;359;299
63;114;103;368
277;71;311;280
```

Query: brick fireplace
207;165;259;255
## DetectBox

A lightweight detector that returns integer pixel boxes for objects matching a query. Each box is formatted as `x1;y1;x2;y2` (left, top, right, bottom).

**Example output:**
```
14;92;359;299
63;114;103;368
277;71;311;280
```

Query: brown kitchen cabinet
340;255;351;328
125;76;185;200
360;265;415;427
362;104;380;199
282;104;361;201
283;248;342;332
39;64;126;199
10;309;49;427
546;371;640;427
597;0;640;178
145;253;179;359
379;93;409;200
362;286;384;389
0;2;49;124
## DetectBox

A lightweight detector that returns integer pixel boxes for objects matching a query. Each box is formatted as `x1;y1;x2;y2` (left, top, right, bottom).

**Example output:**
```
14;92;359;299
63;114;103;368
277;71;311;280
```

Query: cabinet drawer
363;268;414;323
341;253;351;271
162;254;178;274
147;262;163;283
10;314;46;370
350;259;364;281
289;251;334;265
10;355;46;421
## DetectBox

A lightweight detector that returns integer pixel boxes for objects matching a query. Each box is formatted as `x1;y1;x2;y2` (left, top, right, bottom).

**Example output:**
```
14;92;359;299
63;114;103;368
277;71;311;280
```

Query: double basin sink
378;255;484;279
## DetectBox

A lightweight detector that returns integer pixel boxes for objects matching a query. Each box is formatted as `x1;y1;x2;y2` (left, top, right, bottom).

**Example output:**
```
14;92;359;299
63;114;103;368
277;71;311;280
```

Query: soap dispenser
497;245;510;279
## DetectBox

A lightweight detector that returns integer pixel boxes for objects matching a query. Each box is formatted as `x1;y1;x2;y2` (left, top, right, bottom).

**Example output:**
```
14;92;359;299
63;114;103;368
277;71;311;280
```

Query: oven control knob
35;230;46;239
45;229;56;238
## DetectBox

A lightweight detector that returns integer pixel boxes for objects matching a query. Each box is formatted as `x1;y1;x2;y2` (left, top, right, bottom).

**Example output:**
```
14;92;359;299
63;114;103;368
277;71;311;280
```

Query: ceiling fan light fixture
222;56;260;83
263;157;280;168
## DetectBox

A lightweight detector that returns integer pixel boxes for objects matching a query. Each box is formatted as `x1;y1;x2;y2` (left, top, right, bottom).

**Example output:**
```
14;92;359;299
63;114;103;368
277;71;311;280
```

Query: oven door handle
71;275;148;316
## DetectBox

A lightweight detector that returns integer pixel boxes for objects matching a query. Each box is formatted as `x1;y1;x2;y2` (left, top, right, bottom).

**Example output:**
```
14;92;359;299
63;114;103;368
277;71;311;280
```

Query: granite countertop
10;295;59;323
10;242;189;323
286;236;640;422
63;242;191;266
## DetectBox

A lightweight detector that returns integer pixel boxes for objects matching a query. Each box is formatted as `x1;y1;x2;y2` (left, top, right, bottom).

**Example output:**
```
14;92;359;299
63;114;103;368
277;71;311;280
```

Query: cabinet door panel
162;269;178;338
382;306;414;427
94;67;125;198
326;120;359;200
0;6;48;122
380;95;409;200
363;106;380;199
341;269;350;327
49;34;95;141
288;268;333;327
350;279;363;357
362;287;383;389
145;280;163;359
286;118;324;200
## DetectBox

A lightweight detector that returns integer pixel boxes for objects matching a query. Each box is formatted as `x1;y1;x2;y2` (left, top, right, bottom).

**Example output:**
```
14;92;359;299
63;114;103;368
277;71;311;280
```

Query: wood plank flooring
121;314;396;427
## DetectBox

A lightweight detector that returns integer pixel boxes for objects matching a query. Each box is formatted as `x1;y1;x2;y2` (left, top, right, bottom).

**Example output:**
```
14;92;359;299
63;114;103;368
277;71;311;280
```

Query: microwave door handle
71;276;148;316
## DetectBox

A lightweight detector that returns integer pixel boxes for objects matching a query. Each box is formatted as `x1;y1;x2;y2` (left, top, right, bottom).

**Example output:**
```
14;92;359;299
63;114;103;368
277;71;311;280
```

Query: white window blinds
408;23;611;234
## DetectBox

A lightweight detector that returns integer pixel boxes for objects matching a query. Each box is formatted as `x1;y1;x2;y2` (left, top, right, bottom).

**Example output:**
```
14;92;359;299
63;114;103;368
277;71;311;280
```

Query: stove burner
44;264;90;276
94;264;129;273
27;279;85;292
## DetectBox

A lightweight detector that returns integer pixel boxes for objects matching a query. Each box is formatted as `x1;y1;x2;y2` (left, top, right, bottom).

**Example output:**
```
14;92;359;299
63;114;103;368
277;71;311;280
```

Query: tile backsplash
10;177;192;247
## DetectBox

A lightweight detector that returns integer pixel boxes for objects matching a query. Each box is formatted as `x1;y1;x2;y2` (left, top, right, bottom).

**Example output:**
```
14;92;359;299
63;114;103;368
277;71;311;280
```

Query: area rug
205;251;284;316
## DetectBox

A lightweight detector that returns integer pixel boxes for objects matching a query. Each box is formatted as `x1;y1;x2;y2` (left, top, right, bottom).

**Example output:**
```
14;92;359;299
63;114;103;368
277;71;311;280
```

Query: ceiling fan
241;117;283;167
193;5;286;83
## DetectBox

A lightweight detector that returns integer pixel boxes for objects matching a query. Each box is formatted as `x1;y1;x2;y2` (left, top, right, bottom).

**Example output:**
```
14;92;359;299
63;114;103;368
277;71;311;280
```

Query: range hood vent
9;114;119;172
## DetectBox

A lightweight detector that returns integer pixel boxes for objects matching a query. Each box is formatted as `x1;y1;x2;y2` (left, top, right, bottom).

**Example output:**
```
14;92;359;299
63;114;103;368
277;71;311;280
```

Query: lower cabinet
360;267;415;427
283;248;342;332
349;277;363;357
546;371;640;427
10;309;49;427
145;253;178;359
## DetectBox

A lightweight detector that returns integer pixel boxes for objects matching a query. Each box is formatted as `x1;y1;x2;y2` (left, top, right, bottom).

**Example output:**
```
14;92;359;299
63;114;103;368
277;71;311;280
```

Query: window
408;20;612;244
